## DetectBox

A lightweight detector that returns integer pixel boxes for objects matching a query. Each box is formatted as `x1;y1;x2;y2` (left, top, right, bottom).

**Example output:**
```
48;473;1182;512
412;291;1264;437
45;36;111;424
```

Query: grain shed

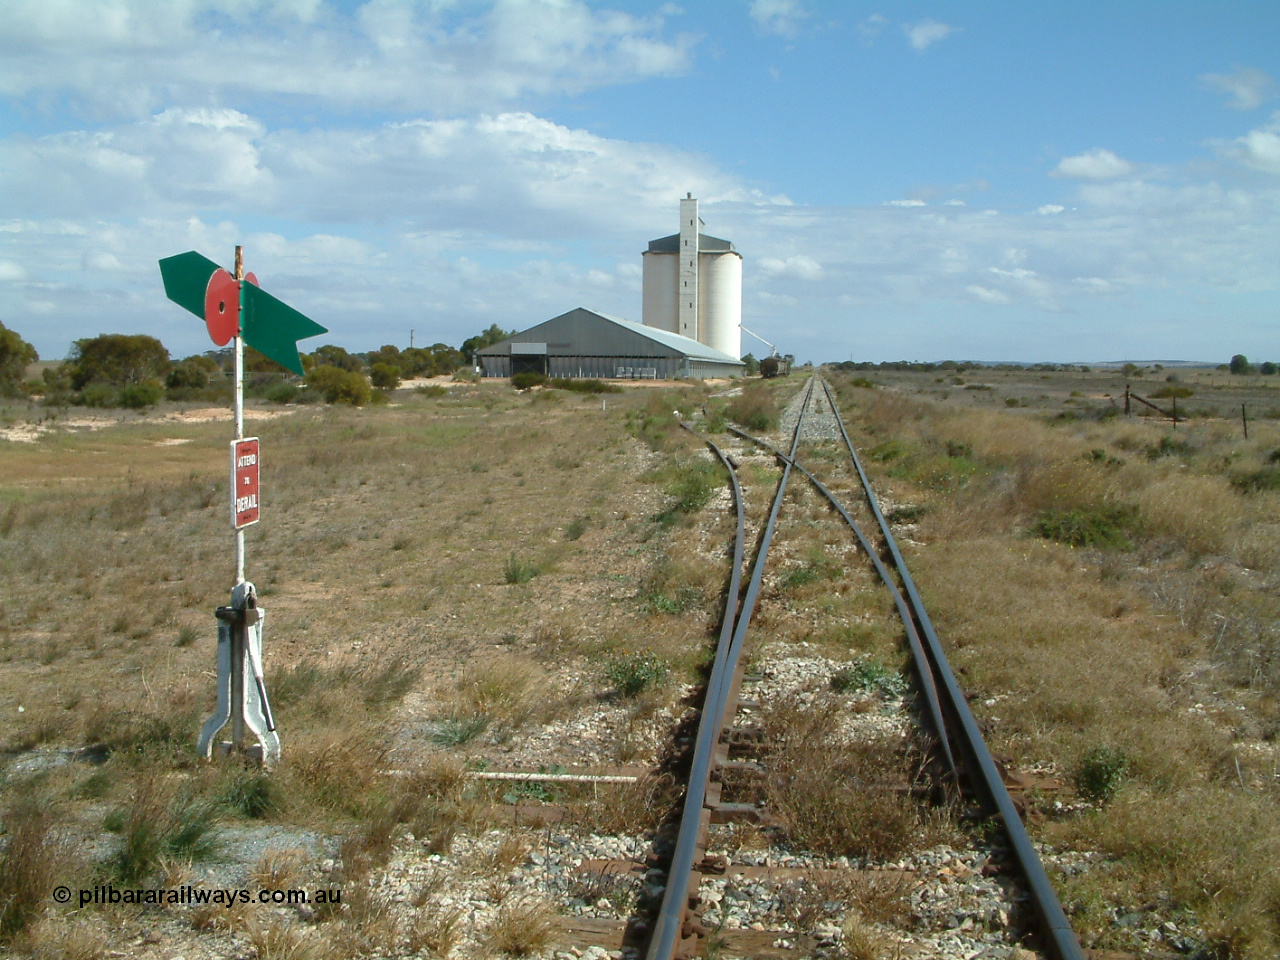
476;308;744;380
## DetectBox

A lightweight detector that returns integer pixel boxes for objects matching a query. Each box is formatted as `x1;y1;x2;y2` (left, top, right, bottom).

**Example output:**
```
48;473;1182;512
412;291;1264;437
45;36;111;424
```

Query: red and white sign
231;437;260;529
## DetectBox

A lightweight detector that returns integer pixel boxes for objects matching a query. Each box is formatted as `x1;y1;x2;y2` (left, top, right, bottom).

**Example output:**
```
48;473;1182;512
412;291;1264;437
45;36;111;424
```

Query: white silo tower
642;195;742;359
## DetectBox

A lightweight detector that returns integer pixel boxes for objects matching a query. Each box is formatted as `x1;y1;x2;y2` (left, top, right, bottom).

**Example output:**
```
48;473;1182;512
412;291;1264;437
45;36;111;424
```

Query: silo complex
642;195;742;360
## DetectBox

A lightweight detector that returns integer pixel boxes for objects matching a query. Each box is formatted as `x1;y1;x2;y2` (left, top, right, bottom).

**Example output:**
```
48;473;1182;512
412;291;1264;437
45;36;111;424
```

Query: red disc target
204;268;240;346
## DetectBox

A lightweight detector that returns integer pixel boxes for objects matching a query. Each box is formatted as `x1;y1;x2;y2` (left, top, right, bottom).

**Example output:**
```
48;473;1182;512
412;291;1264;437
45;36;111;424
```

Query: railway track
641;376;1084;960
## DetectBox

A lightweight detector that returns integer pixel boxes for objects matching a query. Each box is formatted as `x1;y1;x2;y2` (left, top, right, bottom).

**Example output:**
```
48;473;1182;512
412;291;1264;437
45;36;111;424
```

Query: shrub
511;371;547;390
565;516;589;541
369;362;401;390
165;360;210;391
264;381;299;404
549;377;622;394
75;383;117;407
118;379;164;408
1031;504;1141;549
605;652;669;698
1231;467;1280;494
306;365;370;405
726;387;779;431
1073;746;1129;803
415;384;448;397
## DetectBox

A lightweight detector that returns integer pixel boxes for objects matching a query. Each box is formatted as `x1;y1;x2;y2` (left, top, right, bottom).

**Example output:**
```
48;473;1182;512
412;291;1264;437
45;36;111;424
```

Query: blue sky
2;0;1278;364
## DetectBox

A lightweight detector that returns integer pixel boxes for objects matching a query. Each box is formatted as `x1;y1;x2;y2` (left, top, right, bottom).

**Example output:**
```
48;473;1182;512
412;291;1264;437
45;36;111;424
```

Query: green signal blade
158;251;222;317
242;282;328;376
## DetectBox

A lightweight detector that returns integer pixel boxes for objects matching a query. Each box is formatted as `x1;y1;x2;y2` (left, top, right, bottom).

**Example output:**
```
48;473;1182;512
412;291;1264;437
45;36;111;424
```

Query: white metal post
233;245;245;586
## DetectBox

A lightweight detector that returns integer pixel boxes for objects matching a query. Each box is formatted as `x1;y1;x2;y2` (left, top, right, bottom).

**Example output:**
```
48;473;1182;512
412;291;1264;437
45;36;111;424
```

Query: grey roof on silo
645;233;737;254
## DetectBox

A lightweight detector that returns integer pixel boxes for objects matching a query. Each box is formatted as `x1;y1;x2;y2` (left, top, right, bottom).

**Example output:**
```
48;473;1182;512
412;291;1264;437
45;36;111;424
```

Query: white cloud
904;19;954;53
1051;148;1135;180
82;251;122;271
758;255;823;280
887;199;926;207
1200;67;1276;111
1036;204;1065;215
859;13;888;40
966;285;1009;305
1221;113;1280;174
749;0;808;38
1;110;783;238
0;0;697;118
0;261;27;282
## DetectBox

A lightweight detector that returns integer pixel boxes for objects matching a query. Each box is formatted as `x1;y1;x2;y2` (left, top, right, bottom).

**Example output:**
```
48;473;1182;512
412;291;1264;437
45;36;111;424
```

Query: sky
2;0;1278;365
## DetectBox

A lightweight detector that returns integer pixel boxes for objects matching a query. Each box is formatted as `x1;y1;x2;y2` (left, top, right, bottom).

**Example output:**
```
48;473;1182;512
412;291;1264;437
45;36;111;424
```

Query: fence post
1243;403;1249;439
1172;395;1178;429
1124;384;1131;416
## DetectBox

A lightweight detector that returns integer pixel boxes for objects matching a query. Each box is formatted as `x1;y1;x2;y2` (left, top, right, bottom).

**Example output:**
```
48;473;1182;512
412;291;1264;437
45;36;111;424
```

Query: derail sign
232;437;260;529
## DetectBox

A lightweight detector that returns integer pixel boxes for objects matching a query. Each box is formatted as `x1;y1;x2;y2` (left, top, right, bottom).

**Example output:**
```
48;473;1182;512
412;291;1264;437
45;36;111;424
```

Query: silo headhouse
642;195;743;361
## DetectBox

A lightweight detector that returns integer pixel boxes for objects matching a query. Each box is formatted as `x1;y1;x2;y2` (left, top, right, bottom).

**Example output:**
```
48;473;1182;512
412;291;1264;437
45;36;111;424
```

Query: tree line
0;321;516;408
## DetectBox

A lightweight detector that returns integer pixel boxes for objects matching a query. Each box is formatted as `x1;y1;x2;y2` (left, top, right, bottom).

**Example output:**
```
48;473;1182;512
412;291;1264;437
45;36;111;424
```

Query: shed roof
476;308;743;366
645;233;737;254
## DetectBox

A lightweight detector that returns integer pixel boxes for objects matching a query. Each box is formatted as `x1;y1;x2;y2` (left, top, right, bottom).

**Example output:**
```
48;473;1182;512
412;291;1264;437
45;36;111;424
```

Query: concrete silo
642;195;742;361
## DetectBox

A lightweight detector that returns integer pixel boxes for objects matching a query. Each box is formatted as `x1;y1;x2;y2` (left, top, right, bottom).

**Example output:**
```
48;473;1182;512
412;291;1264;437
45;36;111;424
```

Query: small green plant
504;553;539;584
650;457;721;526
108;781;221;883
429;714;491;746
1031;504;1141;550
219;769;278;819
605;652;669;698
175;625;198;647
641;585;702;614
565;516;589;541
830;659;907;697
1073;746;1129;803
415;383;448;397
1146;435;1193;460
886;504;927;524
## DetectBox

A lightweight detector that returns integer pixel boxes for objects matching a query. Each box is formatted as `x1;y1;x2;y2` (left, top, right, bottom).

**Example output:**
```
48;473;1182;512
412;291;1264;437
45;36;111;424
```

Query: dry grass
760;697;955;861
838;913;897;960
21;917;111;960
247;918;331;960
0;798;65;943
825;369;1280;957
407;876;466;957
479;896;557;956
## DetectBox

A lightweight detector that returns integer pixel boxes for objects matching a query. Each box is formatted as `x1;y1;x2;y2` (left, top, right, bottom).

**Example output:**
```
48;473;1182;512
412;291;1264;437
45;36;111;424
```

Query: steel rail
646;378;815;960
818;378;1085;960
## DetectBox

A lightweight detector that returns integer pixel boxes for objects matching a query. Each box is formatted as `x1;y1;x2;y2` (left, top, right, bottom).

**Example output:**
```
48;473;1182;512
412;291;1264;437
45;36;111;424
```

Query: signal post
159;246;326;765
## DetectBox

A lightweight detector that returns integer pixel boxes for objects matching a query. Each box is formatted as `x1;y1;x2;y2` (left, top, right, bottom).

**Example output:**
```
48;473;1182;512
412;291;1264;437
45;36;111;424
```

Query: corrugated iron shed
476;308;744;380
